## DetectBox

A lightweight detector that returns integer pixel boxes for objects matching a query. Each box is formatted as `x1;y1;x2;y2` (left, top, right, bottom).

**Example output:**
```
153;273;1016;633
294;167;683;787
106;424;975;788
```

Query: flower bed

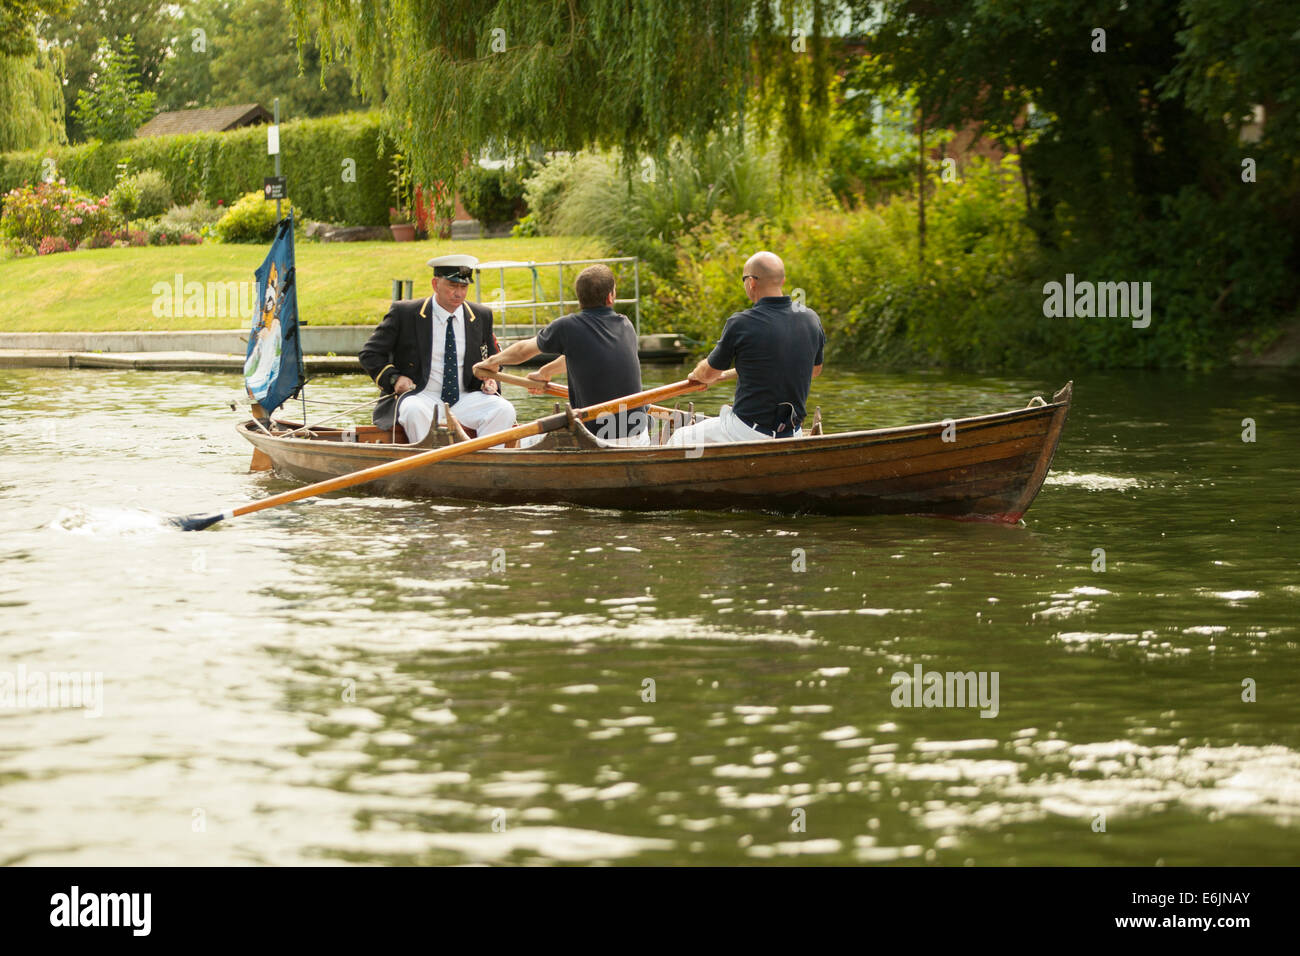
1;180;115;251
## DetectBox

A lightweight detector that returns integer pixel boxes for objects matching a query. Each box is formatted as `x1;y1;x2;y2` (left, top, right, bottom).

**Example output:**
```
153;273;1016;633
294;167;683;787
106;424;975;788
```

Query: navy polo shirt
706;296;825;434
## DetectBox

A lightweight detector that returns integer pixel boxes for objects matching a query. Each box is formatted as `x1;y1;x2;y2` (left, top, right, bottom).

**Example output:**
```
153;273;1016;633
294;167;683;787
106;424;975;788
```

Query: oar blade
170;512;226;532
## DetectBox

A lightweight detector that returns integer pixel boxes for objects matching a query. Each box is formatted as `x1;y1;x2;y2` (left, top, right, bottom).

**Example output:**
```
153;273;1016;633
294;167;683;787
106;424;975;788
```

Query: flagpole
270;97;299;418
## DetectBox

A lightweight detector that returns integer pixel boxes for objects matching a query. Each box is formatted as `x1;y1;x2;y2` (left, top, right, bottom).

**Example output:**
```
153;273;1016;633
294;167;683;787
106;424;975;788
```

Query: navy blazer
359;296;500;428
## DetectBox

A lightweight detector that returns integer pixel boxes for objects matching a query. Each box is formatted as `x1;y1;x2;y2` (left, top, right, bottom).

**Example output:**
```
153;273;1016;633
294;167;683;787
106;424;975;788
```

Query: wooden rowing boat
237;382;1072;521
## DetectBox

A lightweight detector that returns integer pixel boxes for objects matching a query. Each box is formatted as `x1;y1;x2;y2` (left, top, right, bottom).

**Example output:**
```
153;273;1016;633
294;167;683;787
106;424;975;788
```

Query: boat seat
368;425;409;444
527;404;606;450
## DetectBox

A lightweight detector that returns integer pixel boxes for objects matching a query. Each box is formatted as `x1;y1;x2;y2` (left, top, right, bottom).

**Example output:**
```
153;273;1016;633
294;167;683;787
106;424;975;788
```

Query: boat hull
238;384;1072;521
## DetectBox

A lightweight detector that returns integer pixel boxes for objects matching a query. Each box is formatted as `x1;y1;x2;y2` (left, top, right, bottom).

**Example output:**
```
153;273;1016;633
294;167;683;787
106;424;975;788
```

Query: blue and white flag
244;214;302;413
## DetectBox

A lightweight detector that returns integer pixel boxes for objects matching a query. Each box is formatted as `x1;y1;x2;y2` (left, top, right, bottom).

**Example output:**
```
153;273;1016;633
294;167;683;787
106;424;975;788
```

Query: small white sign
267;124;280;155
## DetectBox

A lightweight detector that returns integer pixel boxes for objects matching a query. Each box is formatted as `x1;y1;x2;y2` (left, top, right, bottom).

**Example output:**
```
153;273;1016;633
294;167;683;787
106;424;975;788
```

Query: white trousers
666;404;802;446
603;429;653;447
397;389;516;444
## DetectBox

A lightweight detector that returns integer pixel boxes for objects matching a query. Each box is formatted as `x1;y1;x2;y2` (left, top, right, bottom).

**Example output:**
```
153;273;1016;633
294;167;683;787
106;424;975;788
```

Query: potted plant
388;152;416;240
389;206;415;241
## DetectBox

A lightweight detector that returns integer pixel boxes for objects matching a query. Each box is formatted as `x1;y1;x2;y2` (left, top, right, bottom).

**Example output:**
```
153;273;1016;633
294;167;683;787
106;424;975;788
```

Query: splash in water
1044;471;1143;491
48;506;173;536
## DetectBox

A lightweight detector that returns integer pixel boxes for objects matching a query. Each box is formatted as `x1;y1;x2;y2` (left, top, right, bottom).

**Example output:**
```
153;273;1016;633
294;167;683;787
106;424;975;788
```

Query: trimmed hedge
0;111;393;227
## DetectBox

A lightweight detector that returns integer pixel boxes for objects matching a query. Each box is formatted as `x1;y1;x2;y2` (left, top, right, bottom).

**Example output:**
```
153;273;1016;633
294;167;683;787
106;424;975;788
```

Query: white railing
472;256;642;336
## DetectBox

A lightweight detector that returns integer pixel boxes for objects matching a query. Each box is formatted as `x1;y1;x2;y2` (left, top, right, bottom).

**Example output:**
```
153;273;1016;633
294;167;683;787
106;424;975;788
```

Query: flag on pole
244;214;303;413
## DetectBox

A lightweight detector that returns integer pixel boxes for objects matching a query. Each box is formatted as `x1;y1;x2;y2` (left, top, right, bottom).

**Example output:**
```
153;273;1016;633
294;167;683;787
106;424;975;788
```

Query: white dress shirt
426;297;466;398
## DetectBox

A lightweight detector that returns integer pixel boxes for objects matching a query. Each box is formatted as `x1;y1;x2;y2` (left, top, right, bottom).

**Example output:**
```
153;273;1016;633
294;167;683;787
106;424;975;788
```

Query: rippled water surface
1;366;1297;865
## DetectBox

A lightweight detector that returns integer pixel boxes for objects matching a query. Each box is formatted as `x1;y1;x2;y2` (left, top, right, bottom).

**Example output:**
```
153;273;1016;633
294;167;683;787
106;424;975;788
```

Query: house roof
135;103;272;138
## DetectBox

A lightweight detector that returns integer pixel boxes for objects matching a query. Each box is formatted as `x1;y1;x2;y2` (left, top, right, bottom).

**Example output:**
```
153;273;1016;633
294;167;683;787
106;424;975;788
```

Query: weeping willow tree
0;47;65;152
289;0;838;197
0;0;69;151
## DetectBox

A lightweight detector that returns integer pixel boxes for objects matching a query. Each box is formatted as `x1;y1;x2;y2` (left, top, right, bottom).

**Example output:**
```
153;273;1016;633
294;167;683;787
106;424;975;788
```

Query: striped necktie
441;308;460;405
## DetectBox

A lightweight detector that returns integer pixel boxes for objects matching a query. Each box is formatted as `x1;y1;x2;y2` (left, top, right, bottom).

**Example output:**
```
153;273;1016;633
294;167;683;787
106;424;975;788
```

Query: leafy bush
158;199;223;234
459;162;530;225
649;155;1293;372
109;175;141;220
128;169;172;219
1;236;35;259
0;180;117;249
648;158;1045;368
109;168;174;221
527;137;827;276
81;230;118;250
510;212;540;237
520;154;576;233
0;111;393;227
1044;186;1294;370
146;222;180;245
38;236;71;255
214;191;295;243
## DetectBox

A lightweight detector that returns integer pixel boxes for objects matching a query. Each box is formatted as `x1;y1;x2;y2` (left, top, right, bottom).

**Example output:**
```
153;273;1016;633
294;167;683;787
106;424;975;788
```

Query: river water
0;366;1296;865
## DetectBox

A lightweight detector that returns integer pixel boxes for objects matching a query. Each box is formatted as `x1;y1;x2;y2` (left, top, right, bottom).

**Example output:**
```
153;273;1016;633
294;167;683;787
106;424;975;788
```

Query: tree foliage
0;46;67;152
0;0;70;151
291;0;837;189
39;0;368;143
857;1;1300;248
161;0;369;117
72;36;157;142
1164;0;1300;176
1;0;71;58
41;0;179;142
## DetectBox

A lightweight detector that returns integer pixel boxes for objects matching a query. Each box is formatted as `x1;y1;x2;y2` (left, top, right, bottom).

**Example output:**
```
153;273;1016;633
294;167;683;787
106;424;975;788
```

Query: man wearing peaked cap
359;253;518;443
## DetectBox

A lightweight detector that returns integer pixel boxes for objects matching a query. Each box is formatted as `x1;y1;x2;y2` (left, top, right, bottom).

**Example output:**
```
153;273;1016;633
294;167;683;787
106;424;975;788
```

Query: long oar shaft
486;369;735;417
174;377;710;531
487;370;674;417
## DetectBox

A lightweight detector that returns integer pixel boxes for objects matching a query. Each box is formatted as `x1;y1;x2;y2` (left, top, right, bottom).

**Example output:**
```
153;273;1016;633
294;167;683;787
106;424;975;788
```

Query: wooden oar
171;377;716;531
483;368;735;419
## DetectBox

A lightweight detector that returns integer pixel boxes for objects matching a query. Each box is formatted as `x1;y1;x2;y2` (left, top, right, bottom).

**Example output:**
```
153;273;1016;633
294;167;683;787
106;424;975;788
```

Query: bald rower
668;251;825;445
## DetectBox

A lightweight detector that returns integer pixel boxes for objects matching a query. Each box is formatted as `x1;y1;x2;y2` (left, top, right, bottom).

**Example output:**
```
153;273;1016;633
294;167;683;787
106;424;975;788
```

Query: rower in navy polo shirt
473;264;650;445
668;250;824;445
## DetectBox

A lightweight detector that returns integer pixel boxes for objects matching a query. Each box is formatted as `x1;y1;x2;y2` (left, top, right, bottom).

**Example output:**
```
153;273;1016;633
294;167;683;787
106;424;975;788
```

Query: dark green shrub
459;162;530;225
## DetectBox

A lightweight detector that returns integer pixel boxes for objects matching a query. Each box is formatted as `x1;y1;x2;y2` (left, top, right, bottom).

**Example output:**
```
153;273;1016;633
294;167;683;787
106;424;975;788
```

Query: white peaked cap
425;253;481;270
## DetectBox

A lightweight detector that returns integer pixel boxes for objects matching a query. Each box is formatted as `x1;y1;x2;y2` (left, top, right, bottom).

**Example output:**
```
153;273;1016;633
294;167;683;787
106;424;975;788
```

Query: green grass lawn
0;235;606;332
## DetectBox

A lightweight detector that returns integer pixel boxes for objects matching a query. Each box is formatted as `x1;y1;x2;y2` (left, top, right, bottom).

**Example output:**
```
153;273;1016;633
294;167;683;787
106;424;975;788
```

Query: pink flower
70;216;83;225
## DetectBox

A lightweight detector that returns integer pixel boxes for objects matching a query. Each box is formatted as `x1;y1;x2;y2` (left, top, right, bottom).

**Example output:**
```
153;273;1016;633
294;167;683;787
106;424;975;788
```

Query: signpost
266;98;282;220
